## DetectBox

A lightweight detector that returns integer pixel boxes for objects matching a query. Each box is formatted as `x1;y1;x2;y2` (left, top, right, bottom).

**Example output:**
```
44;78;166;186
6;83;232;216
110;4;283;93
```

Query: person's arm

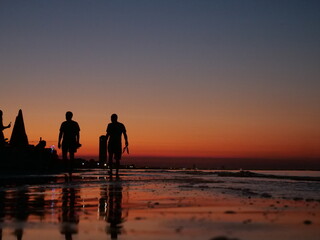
124;131;128;146
76;131;80;145
106;124;110;141
0;121;10;130
76;122;80;145
4;122;11;129
58;131;63;149
123;125;128;146
106;133;109;141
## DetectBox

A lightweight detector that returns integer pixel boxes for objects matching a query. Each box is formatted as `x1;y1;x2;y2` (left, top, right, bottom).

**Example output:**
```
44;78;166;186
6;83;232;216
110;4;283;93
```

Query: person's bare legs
115;158;120;177
62;148;68;171
69;151;75;173
108;153;113;176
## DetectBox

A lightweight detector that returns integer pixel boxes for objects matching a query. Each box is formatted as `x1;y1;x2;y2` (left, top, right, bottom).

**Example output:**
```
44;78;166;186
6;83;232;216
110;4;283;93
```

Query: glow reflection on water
0;169;319;240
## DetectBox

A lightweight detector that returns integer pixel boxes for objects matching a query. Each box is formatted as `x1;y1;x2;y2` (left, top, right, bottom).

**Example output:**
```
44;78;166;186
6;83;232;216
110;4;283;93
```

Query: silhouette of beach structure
0;109;58;171
99;135;107;166
10;109;29;147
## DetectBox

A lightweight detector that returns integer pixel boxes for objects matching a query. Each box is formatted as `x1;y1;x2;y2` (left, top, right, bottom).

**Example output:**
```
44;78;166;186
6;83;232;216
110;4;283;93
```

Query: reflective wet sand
0;169;319;240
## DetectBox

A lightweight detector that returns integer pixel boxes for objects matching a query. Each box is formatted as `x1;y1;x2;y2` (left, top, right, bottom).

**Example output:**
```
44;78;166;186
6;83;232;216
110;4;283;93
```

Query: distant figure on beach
58;111;80;171
106;114;128;176
0;110;11;146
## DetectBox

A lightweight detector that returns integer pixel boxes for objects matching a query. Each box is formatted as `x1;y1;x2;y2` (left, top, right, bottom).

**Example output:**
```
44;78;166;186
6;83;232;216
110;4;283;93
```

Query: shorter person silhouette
58;111;80;171
106;114;128;177
0;110;11;147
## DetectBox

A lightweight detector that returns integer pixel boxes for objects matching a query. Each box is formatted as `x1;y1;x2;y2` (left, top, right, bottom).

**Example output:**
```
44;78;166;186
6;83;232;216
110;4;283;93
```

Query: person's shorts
62;142;77;153
108;144;122;160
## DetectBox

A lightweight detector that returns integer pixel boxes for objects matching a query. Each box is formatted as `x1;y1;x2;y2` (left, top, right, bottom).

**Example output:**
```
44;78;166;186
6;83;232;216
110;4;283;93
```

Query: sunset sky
1;0;319;162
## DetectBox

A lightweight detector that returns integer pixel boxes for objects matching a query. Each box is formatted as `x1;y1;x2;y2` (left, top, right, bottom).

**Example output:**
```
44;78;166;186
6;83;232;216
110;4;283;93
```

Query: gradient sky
1;0;319;161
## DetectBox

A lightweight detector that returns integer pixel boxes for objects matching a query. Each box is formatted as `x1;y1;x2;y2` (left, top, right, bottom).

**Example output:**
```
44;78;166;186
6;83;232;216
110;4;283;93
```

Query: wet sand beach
0;169;319;240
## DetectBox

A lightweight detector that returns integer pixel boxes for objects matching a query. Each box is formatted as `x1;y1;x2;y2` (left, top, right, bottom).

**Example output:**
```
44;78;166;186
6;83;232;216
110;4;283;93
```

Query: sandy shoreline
0;169;319;240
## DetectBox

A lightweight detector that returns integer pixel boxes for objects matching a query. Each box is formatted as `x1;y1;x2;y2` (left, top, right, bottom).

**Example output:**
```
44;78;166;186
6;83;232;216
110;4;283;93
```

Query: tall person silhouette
106;114;128;177
58;111;80;172
0;110;11;147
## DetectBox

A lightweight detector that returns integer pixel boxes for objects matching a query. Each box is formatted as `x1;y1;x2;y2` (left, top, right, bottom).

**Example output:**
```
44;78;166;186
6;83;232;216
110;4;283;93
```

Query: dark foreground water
0;169;319;240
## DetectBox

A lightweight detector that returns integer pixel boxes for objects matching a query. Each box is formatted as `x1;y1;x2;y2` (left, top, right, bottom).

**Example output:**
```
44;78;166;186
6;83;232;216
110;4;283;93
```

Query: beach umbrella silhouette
10;109;29;147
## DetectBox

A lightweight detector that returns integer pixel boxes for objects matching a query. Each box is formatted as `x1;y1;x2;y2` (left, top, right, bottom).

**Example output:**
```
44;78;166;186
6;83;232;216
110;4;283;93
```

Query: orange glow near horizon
4;106;318;161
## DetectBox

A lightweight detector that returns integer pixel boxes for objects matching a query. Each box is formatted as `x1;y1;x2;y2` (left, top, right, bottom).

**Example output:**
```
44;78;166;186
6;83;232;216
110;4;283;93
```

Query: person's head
0;110;2;117
111;113;118;123
65;111;73;121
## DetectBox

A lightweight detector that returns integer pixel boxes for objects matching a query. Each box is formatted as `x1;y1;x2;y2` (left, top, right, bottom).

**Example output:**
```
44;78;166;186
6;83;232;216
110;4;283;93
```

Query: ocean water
192;170;320;200
0;169;319;240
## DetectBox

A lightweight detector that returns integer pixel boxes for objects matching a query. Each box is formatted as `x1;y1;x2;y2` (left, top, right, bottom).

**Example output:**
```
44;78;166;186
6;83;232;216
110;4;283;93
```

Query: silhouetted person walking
0;110;11;147
58;111;80;171
106;114;128;177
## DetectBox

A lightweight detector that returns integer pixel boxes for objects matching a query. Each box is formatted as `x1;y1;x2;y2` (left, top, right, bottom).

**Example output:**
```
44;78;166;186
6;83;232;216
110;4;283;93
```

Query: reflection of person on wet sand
106;114;128;177
107;184;123;239
99;180;125;239
0;110;11;146
0;191;5;240
59;186;79;240
12;189;30;240
58;111;80;171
